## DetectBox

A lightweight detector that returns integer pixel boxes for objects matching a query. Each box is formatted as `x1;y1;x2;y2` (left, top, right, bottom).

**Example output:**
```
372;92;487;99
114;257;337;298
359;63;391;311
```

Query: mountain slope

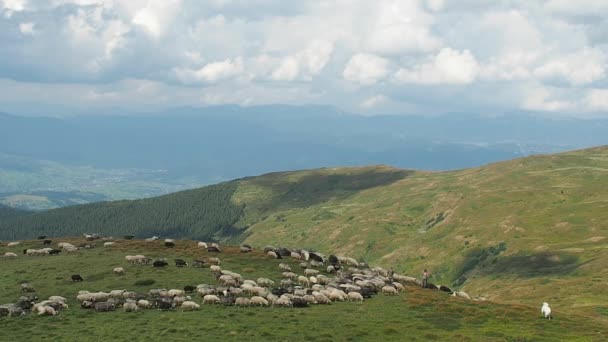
1;146;608;315
0;204;29;219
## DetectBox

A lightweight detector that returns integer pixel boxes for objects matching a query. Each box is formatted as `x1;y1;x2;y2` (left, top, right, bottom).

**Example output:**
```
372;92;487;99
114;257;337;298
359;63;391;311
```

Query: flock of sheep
1;234;553;319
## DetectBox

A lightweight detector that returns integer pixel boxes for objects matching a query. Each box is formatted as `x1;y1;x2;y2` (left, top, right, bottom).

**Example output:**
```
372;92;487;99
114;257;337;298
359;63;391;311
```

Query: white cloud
343;53;390;85
585;89;608;111
395;48;479;84
19;22;35;35
272;57;299;81
1;0;608;116
361;95;388;108
132;0;180;38
364;0;440;55
534;48;606;85
522;86;574;112
174;57;244;84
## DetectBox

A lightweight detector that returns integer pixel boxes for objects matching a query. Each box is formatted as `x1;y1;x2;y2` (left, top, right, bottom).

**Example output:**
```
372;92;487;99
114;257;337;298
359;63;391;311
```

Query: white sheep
348;292;364;302
36;305;57;316
137;300;151;309
541;302;552;319
7;241;20;247
249;296;269;307
297;276;310;287
392;282;404;292
453;291;471;300
235;297;250;307
278;263;291;271
168;289;185;297
314;293;331;304
273;297;292;307
267;251;278;259
304;268;319;276
48;296;68;305
123;302;139;312
208;257;221;265
382;286;398;296
290;252;302;260
202;295;220;304
282;272;297;279
104;242;115;247
110;290;126;298
3;252;17;257
257;278;275;287
113;267;125;275
326;265;336;274
181;301;200;311
197;242;208;248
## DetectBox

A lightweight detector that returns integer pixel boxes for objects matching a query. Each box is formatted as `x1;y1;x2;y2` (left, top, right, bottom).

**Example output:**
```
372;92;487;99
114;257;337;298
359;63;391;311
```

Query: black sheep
175;259;188;267
71;274;84;282
37;235;47;240
207;246;221;253
43;239;52;245
123;235;135;240
153;260;168;268
164;241;175;248
49;249;62;255
183;285;195;293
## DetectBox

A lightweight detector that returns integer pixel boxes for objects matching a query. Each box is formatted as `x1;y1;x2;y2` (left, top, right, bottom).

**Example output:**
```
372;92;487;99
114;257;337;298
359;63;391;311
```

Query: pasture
1;238;607;341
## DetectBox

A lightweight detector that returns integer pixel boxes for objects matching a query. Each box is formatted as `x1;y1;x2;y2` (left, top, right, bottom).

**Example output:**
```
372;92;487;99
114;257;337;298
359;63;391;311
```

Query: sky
0;0;607;117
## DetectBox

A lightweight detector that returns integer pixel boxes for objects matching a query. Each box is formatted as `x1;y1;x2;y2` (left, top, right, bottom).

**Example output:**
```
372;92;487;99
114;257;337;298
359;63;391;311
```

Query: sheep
153;260;168;267
240;244;253;253
210;265;222;273
71;274;84;282
453;291;471;300
145;236;159;242
219;275;237;287
304;268;319;276
113;267;125;275
280;279;294;287
278;263;291;272
327;265;337;274
382;286;398;296
202;295;220;305
123;302;139;312
181;301;200;311
48;296;67;305
110;290;126;298
290;252;302;260
7;241;20;247
137;300;151;309
392;282;404;292
348;292;364;302
297;276;310;287
541;302;552;319
58;242;74;249
123;235;135;240
197;242;208;248
257;278;275;287
103;242;115;247
94;302;116;312
3;252;17;257
328;291;347;302
267;250;278;259
302;295;317;305
235;297;250;307
168;289;185;297
313;293;331;304
36;305;57;316
208;257;221;265
173;296;189;306
299;262;309;269
249;296;269;307
309;276;318;284
164;241;175;248
43;239;53;245
20;283;35;292
273;297;292;307
338;256;360;267
282;272;297;280
175;259;188;267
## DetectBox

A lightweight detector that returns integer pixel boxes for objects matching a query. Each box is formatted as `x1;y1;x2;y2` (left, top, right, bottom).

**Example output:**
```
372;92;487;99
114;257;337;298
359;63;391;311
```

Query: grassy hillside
0;239;606;341
0;204;29;219
1;147;608;317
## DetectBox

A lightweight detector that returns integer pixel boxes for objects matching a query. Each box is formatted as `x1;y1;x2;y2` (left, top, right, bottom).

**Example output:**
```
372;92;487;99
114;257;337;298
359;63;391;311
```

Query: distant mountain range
1;105;608;209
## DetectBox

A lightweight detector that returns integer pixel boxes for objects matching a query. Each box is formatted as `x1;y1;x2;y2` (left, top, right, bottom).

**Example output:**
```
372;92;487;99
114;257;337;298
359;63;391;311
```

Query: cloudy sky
1;0;607;116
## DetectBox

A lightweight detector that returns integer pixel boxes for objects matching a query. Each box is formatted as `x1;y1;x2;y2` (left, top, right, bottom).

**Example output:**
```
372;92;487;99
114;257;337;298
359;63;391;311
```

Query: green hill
0;204;30;219
1;146;608;317
0;239;606;341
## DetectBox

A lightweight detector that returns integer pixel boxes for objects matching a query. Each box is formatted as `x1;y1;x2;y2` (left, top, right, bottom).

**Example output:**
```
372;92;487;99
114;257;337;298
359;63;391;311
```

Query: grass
1;239;607;341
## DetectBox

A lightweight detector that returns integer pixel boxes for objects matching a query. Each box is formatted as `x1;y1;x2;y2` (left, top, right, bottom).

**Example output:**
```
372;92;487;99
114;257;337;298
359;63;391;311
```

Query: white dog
541;302;552;319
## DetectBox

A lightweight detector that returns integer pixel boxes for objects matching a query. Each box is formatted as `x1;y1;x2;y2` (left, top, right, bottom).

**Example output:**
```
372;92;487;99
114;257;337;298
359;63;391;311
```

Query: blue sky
1;0;607;117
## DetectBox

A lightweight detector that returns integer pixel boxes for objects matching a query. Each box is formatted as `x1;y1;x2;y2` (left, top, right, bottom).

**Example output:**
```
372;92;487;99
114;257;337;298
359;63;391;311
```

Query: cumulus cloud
174;57;244;84
343;53;391;85
395;48;479;84
19;22;35;35
0;0;607;116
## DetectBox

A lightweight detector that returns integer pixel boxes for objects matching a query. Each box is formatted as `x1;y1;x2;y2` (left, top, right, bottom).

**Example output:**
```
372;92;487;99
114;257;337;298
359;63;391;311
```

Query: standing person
388;268;395;282
422;269;430;288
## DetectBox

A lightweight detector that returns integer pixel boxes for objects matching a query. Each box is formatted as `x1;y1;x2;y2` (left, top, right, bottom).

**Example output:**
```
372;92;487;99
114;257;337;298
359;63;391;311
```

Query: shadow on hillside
249;168;413;209
483;252;580;277
452;245;580;287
